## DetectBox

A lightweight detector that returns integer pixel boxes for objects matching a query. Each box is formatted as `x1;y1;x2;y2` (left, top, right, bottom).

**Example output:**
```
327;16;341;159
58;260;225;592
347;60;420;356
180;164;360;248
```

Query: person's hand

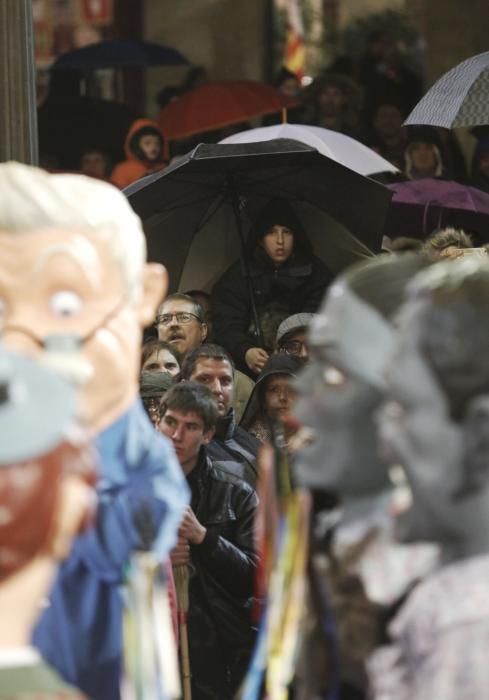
178;505;207;545
245;347;269;374
170;537;191;566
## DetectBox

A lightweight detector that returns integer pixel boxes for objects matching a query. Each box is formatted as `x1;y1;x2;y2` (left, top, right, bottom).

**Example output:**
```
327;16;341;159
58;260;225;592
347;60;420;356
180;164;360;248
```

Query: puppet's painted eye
49;291;83;318
323;365;345;386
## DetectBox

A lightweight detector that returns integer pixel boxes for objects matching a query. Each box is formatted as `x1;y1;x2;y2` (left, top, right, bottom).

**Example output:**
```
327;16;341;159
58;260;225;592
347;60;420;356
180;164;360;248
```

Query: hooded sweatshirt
110;118;167;190
211;199;331;372
240;354;303;443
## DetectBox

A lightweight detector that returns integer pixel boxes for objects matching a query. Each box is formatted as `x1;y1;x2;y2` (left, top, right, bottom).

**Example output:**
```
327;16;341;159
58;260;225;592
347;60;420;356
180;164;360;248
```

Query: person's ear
138;263;168;328
202;427;215;445
200;322;208;343
457;395;489;499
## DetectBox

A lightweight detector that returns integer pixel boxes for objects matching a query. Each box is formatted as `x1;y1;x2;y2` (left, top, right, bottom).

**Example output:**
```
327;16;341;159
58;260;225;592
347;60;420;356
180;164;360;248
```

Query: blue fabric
33;400;189;700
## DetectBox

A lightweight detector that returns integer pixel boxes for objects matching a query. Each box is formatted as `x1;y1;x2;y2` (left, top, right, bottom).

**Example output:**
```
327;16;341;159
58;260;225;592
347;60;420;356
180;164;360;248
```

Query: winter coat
211;200;332;371
208;408;259;488
110;118;167;189
186;449;258;699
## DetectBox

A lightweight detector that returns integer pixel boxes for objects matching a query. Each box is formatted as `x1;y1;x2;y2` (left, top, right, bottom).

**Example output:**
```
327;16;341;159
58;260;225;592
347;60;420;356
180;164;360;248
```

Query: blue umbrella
404;51;489;128
52;39;189;70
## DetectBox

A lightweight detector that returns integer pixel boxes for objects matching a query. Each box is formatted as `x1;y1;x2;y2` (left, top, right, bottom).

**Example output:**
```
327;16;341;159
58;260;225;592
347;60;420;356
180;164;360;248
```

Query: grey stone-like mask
380;258;489;559
293;279;395;497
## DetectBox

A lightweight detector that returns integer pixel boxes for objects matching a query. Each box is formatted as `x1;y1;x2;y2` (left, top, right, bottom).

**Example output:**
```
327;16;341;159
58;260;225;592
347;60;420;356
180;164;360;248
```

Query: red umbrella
157;81;296;141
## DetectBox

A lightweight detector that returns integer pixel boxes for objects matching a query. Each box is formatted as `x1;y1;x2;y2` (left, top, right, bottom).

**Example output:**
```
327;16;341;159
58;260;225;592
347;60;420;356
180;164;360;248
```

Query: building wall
144;0;269;116
338;0;405;27
405;0;489;85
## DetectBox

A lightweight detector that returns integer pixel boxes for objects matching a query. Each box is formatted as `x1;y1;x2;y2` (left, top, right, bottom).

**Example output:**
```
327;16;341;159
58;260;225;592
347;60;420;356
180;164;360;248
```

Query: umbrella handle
228;176;266;349
422;199;443;236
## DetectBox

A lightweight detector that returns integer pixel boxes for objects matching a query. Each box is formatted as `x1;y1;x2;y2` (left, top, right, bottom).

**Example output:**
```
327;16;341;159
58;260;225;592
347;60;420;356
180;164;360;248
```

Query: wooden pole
174;564;192;700
0;0;38;164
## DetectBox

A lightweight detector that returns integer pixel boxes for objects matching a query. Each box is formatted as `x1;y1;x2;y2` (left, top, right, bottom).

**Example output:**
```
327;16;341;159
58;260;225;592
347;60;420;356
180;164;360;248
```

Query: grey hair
0;162;146;301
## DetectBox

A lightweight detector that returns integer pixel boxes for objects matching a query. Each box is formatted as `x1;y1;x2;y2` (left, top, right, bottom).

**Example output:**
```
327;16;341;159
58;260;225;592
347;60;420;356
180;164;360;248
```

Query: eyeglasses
156;312;202;326
279;340;307;356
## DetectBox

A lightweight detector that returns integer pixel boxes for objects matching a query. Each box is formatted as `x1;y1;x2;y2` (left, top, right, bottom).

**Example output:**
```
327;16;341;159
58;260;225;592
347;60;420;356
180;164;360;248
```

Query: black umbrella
125;139;392;337
52;39;189;70
404;51;489;129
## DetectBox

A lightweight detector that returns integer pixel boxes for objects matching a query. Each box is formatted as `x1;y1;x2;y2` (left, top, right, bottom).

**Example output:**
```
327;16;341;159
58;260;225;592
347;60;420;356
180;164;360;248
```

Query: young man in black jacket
158;382;258;700
180;344;259;488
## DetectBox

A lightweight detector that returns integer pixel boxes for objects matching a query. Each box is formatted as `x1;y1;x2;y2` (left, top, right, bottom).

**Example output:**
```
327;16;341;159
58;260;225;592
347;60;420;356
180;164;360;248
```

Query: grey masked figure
292;254;439;698
369;257;489;700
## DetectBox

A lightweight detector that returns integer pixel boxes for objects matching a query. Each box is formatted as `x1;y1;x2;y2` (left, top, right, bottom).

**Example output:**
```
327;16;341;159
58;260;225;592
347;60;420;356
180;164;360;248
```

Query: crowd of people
37;29;489;198
3;25;489;700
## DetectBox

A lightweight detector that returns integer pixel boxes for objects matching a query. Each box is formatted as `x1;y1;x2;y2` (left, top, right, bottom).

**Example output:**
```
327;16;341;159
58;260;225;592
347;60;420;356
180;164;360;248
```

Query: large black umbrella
52;39;189;70
404;51;489;129
126;139;391;290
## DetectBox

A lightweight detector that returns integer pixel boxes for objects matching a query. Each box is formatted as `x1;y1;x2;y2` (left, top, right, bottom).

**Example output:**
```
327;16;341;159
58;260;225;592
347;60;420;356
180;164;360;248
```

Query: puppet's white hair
0;162;146;301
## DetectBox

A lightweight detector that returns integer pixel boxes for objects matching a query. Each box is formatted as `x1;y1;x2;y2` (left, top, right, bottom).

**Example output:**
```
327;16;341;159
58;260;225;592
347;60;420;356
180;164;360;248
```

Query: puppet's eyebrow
33;238;102;287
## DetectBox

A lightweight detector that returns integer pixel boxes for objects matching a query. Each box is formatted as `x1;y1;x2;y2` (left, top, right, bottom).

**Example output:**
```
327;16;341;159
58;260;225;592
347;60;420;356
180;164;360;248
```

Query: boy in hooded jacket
211;199;332;375
111;118;167;189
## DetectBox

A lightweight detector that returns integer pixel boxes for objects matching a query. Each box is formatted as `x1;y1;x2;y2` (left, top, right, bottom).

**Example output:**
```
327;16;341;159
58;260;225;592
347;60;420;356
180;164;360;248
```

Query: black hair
141;339;181;369
247;198;312;263
159;381;218;432
180;343;234;380
157;293;205;324
129;125;164;163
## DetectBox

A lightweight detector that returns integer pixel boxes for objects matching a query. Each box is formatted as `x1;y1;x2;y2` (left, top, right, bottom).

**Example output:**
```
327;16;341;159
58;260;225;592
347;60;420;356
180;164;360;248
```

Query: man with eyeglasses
156;293;208;356
156;293;254;422
276;313;315;360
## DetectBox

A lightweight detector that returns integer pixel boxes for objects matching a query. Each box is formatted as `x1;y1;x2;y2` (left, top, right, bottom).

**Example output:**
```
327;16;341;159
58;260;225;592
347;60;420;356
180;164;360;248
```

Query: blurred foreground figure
0;349;95;699
293;255;438;698
0;163;188;699
369;258;489;700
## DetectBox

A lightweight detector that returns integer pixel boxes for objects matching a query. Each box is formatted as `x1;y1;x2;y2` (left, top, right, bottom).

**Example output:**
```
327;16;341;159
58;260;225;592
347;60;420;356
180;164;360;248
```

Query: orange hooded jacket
110;118;168;190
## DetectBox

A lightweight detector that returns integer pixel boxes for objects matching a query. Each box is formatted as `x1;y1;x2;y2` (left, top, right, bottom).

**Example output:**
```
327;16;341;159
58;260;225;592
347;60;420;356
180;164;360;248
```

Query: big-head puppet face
293;254;432;501
380;259;489;558
0;163;168;435
0;348;96;583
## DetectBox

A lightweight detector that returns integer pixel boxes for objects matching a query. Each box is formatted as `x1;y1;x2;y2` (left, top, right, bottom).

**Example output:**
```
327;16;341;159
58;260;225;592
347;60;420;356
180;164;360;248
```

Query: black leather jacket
208;408;259;488
187;449;259;699
212;249;331;371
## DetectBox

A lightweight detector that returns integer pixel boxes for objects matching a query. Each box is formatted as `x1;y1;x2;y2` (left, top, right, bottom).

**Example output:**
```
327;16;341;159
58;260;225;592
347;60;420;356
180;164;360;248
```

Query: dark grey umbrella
404;51;489;128
125;139;392;296
52;39;189;70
